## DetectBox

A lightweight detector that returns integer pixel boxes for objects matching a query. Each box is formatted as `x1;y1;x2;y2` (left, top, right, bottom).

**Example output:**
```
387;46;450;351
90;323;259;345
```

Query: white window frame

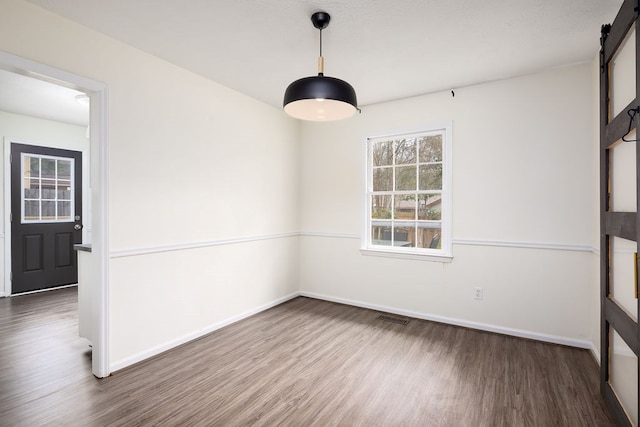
361;122;452;262
21;153;75;224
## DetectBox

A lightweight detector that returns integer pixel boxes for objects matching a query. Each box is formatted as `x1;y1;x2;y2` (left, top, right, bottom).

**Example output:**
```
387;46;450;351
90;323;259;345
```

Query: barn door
10;143;83;294
600;1;640;425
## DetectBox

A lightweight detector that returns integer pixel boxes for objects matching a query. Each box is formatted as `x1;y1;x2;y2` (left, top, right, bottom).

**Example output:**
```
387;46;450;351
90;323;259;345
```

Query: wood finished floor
0;287;613;426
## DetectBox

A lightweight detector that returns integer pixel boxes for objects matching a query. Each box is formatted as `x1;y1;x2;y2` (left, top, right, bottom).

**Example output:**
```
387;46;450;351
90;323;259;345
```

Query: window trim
21;153;76;224
361;122;453;262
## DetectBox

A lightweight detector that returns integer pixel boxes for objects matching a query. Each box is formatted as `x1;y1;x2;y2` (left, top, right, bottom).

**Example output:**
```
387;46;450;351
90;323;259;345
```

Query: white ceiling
0;69;89;126
0;0;625;125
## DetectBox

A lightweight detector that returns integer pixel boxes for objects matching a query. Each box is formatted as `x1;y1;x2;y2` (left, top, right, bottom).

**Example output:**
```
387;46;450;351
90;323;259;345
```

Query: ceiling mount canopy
283;11;358;121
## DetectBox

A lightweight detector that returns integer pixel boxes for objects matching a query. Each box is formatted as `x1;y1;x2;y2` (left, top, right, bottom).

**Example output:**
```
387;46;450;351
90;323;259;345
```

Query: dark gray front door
10;143;82;294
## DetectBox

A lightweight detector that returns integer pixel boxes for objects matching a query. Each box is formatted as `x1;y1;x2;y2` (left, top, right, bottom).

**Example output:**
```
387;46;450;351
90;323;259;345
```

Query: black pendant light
283;12;358;121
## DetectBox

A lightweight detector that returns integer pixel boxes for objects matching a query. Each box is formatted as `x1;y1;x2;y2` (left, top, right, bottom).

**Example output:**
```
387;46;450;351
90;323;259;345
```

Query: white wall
299;64;597;346
0;0;300;369
0;110;90;296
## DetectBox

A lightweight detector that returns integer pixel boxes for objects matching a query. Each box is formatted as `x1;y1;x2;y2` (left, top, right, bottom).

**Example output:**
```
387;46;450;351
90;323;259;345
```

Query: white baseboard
110;290;599;373
110;291;300;373
299;291;594;350
590;342;601;365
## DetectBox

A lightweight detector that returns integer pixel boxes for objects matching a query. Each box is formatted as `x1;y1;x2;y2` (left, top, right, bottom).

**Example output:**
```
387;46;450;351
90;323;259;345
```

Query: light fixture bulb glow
75;94;89;106
283;98;357;121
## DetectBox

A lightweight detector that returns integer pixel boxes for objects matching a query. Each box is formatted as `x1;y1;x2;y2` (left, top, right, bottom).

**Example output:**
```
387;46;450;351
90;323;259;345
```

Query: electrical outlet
474;287;484;300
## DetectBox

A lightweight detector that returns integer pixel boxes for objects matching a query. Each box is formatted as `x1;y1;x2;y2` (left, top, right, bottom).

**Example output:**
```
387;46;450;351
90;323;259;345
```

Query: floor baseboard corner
110;291;301;373
299;291;592;350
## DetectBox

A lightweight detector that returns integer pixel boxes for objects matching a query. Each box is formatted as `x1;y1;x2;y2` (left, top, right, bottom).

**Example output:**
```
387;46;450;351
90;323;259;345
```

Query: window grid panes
22;153;74;223
367;129;448;255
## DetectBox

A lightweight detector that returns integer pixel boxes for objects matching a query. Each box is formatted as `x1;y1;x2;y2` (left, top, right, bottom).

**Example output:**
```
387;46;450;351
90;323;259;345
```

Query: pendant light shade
283;12;358;121
284;76;357;121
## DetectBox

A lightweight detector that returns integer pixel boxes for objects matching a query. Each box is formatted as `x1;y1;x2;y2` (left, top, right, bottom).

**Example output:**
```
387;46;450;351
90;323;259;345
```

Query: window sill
359;248;453;263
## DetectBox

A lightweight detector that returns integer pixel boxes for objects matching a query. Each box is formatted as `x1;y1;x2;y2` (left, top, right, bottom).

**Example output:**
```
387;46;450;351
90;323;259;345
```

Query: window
362;123;452;261
22;153;75;223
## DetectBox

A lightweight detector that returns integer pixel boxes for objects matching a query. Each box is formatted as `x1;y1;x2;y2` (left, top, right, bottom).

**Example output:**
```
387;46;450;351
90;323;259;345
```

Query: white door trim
0;50;110;378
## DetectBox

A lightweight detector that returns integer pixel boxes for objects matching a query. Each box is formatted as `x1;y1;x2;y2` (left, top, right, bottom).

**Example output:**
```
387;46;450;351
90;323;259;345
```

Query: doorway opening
0;51;110;378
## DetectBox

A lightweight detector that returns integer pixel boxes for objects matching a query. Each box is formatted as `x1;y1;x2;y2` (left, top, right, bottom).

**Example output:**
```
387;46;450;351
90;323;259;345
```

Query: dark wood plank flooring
0;288;613;426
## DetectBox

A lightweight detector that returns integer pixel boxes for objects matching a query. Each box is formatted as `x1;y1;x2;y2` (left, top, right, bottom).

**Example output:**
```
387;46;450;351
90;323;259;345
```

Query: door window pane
29;157;39;176
24;179;40;199
610;329;638;426
57;182;71;200
610;237;637;321
57;201;71;220
57;159;71;180
24;201;39;221
42;201;55;219
610;140;636;212
21;153;74;223
610;27;636;119
41;180;56;200
41;158;55;179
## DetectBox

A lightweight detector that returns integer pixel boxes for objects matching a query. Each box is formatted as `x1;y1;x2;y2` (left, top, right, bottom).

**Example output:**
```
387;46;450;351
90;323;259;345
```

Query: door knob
74;224;83;230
